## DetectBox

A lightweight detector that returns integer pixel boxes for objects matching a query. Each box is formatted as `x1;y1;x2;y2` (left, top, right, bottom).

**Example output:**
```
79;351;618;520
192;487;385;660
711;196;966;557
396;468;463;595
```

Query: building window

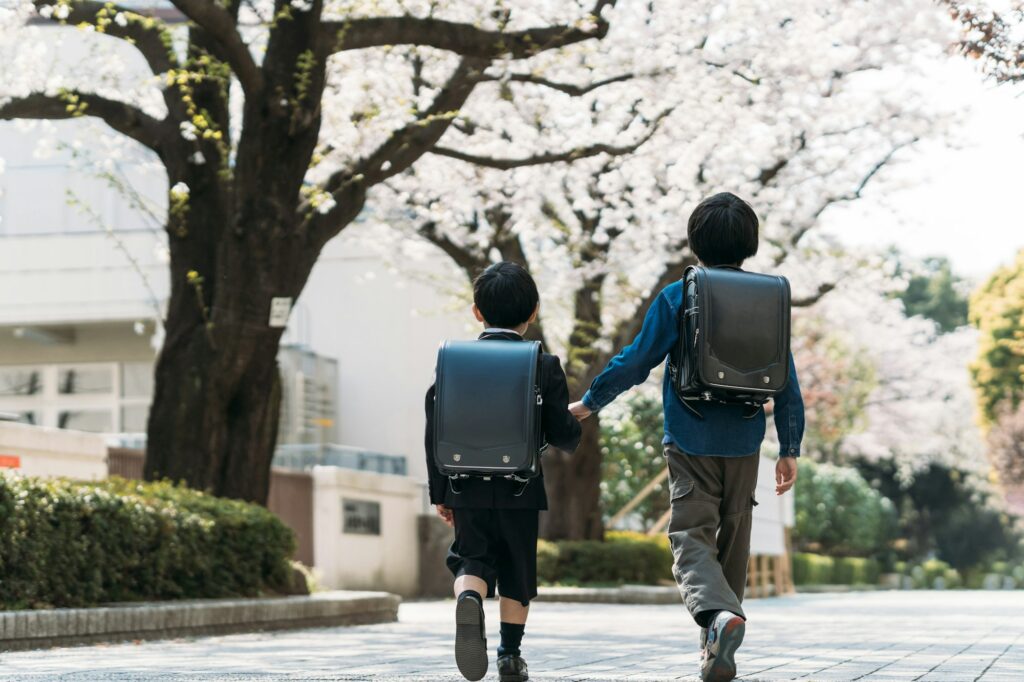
57;409;114;433
58;365;114;395
0;367;43;396
121;361;154;398
120;404;149;432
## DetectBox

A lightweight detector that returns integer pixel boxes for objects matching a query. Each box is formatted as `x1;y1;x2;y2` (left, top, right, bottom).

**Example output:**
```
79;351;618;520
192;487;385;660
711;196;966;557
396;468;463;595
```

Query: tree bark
540;414;605;540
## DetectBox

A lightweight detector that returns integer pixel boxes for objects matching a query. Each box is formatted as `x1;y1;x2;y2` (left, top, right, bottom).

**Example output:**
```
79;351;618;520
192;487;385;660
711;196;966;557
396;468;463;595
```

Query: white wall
289;230;471;479
0;421;107;480
311;465;425;596
750;454;795;556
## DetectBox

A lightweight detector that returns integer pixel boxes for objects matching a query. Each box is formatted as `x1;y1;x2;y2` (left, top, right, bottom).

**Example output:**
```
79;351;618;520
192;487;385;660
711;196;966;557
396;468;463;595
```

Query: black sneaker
497;654;529;682
701;611;745;682
454;593;488;681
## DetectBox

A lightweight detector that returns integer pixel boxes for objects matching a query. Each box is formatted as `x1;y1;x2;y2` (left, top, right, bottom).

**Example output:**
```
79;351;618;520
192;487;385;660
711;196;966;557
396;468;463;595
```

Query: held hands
435;504;453;527
775;457;798;496
568;401;592;422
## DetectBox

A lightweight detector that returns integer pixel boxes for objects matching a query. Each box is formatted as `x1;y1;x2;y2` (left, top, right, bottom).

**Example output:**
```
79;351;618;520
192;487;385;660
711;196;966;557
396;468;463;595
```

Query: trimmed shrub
0;473;296;609
832;557;881;585
537;531;673;586
794;460;896;557
792;553;834;585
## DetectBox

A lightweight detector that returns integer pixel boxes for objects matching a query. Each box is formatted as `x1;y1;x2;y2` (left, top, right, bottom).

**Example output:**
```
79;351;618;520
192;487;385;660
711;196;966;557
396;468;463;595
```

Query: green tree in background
600;396;667;531
794;459;896;557
896;256;970;333
969;249;1024;425
857;460;1022;570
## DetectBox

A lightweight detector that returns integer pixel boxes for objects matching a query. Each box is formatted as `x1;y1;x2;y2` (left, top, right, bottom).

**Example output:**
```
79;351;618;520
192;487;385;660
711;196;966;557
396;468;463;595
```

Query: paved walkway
1;591;1022;681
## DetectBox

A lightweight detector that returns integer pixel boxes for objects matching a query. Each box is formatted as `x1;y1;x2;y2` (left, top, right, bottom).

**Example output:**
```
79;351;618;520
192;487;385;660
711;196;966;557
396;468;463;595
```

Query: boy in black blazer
425;261;581;682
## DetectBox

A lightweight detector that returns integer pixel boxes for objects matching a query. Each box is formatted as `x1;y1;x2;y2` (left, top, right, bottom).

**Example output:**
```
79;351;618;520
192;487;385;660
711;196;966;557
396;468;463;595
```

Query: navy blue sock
498;622;525;657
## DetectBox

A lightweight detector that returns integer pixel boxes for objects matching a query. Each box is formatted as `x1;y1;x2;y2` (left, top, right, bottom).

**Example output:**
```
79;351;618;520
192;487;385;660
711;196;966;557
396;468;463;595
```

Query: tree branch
169;0;262;95
792;282;836;307
306;57;488;243
476;71;637;96
319;2;614;59
0;91;165;152
431;107;671;171
417;220;490;277
33;0;178;75
772;137;917;266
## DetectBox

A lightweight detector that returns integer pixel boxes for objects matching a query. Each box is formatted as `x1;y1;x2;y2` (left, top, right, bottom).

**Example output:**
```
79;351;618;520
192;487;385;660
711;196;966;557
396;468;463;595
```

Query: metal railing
272;443;408;476
100;435;408;477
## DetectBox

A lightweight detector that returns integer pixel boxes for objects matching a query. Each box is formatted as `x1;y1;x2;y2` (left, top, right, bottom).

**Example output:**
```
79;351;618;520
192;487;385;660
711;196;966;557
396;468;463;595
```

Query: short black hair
687;192;759;266
473;261;539;329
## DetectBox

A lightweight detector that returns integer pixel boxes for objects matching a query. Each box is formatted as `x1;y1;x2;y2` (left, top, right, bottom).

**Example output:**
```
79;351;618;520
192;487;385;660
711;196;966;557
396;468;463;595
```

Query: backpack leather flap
698;267;790;394
434;339;541;477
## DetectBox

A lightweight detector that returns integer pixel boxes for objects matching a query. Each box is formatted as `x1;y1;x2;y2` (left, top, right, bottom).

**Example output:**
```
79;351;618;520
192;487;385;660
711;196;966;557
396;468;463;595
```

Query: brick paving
0;591;1021;681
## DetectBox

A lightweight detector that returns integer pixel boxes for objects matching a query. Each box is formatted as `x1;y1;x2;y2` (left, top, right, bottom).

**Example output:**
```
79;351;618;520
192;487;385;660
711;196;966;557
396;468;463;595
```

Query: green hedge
792;553;834;585
537;531;673;586
792;553;881;586
0;473;296;609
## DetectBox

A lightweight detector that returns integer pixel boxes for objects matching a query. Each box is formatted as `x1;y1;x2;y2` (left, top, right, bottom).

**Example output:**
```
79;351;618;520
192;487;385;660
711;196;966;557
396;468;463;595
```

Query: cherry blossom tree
376;0;955;538
809;276;987;482
945;1;1024;82
0;0;622;503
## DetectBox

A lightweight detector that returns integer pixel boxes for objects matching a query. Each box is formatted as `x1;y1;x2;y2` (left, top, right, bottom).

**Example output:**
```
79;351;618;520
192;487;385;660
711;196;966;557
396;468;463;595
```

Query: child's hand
775;457;798;495
569;401;592;421
435;504;454;527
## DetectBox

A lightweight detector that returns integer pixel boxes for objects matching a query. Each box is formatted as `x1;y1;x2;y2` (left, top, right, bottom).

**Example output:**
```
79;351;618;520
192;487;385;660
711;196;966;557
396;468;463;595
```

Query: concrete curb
535;585;682;605
0;590;399;651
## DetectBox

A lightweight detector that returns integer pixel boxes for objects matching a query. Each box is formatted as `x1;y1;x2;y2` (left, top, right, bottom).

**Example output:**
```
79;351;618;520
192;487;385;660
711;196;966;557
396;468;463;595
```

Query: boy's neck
483;323;529;336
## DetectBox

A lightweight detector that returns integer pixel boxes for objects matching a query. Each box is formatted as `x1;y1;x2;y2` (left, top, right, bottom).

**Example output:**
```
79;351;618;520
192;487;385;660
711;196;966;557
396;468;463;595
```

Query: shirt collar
482;327;523;337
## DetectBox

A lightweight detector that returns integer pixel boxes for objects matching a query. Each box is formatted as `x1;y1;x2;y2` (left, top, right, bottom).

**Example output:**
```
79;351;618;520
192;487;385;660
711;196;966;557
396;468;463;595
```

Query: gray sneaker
700;611;745;682
699;626;708;650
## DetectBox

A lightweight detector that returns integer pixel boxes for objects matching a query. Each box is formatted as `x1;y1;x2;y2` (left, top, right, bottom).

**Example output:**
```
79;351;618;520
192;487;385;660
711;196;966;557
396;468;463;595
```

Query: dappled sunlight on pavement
0;592;1022;680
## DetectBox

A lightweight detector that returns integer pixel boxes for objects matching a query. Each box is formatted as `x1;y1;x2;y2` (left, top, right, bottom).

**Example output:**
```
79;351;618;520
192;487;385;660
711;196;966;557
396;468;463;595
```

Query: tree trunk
143;323;283;504
540;414;605;540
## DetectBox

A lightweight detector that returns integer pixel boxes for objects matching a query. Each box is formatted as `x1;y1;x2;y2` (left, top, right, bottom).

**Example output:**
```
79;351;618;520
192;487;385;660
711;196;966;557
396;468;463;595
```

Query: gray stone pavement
0;591;1021;681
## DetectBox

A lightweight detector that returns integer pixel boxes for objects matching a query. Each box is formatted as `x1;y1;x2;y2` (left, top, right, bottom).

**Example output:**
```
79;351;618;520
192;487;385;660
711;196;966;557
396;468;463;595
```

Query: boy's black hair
687;192;759;266
473;261;539;329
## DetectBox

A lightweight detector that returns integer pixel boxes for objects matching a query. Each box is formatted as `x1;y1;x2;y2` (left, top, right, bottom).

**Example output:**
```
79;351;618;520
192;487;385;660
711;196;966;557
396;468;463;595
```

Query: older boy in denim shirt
569;192;805;682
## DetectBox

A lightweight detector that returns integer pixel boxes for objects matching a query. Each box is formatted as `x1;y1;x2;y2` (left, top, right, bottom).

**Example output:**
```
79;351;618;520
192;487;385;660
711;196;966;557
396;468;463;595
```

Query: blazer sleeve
541;355;583;453
424;383;448;505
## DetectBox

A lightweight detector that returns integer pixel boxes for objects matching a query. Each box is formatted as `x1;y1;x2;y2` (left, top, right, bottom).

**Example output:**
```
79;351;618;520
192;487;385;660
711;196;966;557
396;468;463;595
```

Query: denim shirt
581;280;805;457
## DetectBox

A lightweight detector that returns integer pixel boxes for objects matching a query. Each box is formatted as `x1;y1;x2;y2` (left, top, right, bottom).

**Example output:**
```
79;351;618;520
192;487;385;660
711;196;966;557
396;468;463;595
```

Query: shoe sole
704;616;744;682
455;597;488;681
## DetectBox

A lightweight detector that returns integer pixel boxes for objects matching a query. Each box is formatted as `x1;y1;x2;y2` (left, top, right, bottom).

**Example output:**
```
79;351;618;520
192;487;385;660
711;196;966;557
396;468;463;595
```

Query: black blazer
425;331;582;510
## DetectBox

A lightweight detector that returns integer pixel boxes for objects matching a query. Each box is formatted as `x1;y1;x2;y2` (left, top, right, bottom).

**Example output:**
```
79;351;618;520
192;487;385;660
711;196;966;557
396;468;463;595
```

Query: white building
0;21;469;480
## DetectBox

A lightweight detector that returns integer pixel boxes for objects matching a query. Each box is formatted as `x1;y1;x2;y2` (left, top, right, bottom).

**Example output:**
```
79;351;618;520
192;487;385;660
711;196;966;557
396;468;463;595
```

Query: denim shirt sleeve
772;352;805;457
581;286;679;412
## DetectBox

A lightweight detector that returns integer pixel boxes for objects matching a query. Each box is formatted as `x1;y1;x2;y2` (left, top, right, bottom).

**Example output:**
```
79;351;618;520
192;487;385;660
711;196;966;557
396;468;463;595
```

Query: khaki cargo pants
665;444;759;623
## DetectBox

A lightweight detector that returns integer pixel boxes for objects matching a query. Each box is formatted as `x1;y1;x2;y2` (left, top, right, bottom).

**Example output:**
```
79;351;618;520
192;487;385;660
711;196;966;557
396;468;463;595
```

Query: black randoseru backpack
433;339;544;481
668;265;791;409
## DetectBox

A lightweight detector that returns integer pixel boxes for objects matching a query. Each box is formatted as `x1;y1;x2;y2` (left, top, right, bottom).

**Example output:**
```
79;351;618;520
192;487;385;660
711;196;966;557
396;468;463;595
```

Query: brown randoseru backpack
433;339;545;481
667;265;791;412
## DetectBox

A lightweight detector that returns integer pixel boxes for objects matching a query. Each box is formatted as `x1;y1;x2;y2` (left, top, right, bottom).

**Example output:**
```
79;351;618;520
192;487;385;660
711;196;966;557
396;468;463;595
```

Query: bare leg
499;597;529;624
454;574;488;600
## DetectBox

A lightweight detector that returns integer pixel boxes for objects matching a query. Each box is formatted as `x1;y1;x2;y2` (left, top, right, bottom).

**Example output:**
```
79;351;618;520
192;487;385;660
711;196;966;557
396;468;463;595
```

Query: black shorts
446;508;539;606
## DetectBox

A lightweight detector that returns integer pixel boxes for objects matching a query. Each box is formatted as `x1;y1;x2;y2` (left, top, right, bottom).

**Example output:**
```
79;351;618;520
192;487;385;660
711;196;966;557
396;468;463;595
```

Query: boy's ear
472;304;486;324
529;303;540;324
